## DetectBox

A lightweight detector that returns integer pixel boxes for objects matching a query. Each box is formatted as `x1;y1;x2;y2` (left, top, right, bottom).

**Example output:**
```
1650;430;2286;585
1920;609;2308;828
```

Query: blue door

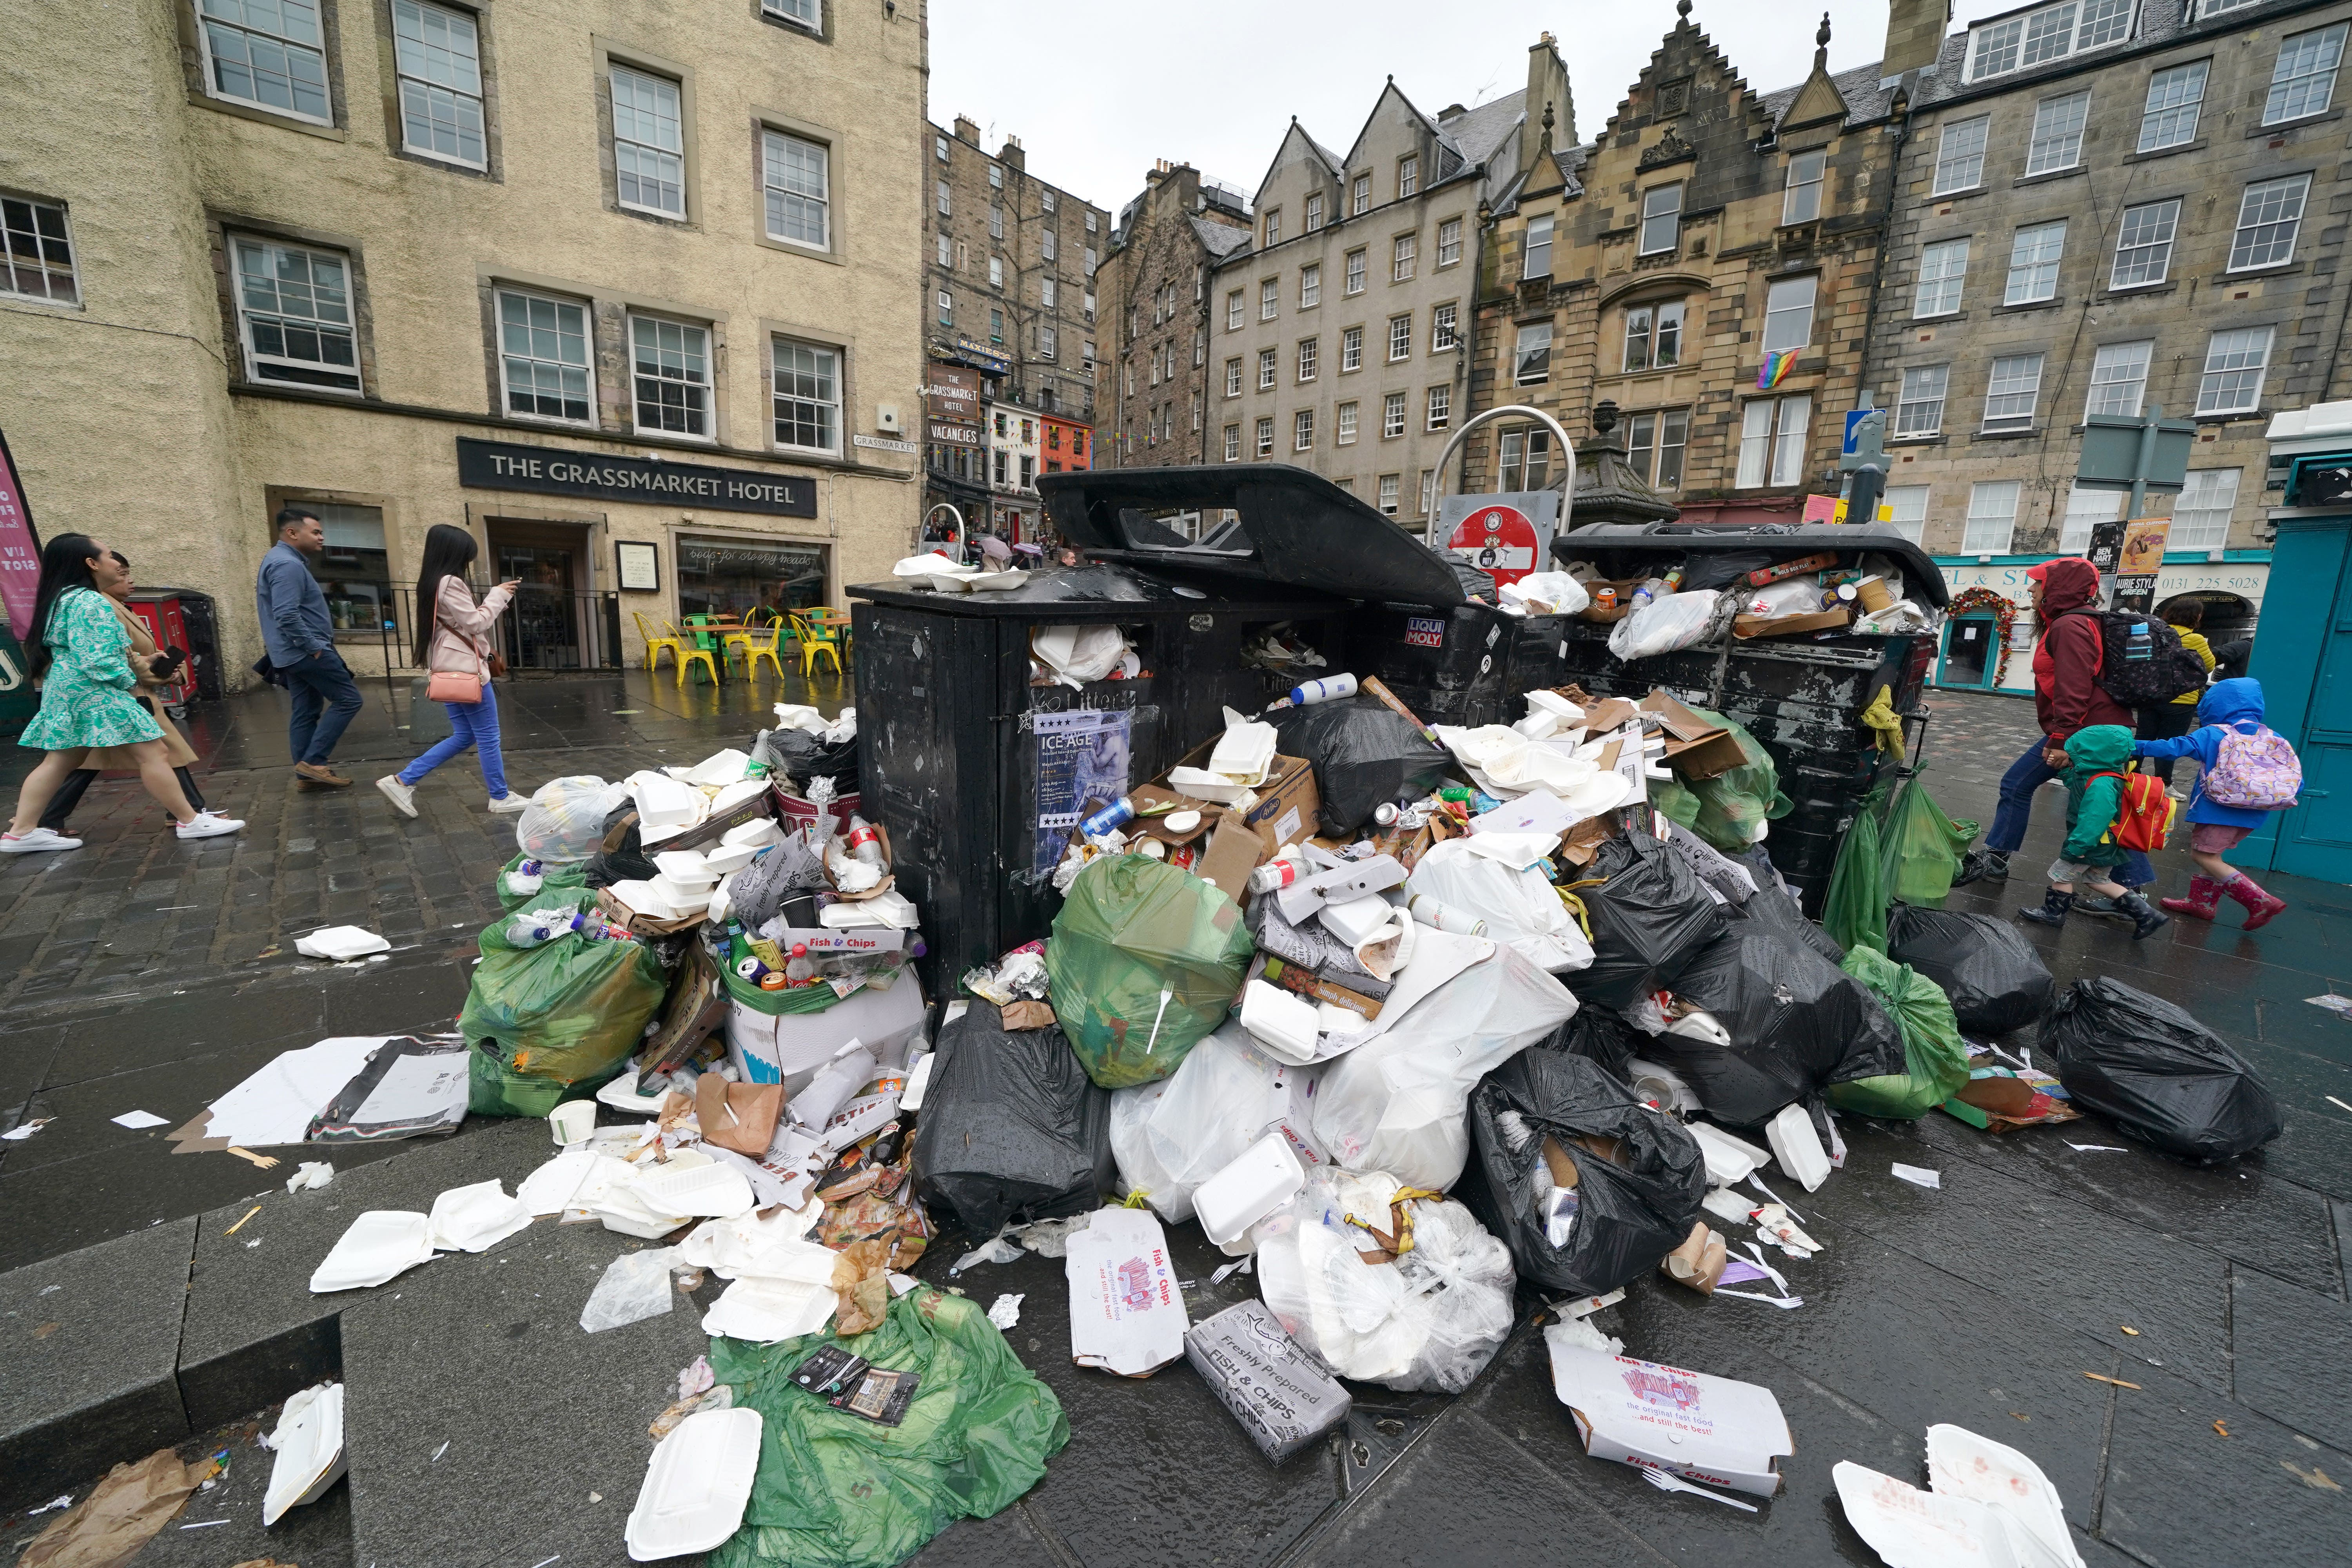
2240;516;2352;882
1936;616;2001;690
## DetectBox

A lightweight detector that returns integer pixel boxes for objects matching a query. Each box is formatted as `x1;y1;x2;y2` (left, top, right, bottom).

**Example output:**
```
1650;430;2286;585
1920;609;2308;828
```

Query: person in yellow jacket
2132;599;2216;798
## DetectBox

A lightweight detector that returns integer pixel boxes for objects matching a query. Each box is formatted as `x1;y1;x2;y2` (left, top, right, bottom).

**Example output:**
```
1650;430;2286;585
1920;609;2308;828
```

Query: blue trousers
283;652;362;766
398;681;510;799
1984;734;2152;885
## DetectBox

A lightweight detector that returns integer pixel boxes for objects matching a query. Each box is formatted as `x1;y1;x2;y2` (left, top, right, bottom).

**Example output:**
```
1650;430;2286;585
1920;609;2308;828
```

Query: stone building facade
0;0;928;681
921;115;1108;543
1463;9;1902;530
1864;0;2352;677
1093;161;1252;472
1209;43;1568;529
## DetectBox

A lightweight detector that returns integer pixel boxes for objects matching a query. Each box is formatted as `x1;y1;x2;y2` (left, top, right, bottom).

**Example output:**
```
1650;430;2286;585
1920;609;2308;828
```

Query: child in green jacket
2019;724;2171;940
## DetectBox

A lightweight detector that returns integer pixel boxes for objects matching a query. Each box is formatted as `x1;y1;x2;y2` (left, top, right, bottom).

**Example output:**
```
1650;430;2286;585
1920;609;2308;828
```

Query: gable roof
1443;89;1526;168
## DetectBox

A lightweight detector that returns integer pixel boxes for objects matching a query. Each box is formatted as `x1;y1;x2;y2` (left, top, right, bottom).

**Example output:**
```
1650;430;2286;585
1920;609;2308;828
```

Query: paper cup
548;1100;597;1146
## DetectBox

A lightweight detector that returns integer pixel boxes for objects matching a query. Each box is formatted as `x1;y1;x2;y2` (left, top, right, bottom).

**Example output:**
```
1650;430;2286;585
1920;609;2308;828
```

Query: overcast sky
928;1;1961;214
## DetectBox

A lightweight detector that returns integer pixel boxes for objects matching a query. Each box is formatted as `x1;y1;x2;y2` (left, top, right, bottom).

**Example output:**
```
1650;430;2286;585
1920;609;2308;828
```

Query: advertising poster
1033;708;1131;875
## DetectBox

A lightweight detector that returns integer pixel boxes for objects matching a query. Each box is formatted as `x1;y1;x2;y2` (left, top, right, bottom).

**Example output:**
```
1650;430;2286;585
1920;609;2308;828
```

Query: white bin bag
1404;838;1593;975
1311;942;1575;1192
1255;1168;1515;1393
1608;588;1722;661
1109;1022;1325;1224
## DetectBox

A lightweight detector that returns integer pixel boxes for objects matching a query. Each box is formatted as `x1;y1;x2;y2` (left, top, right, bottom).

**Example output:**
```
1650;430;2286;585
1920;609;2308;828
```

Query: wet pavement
0;681;2345;1567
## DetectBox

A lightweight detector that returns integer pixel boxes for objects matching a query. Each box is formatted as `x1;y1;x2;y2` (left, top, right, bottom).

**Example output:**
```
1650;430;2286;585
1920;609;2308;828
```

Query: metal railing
378;583;624;672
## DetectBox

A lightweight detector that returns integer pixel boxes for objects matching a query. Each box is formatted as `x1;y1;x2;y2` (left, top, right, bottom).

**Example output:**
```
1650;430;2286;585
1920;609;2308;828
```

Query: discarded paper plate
548;1100;597;1146
1926;1424;2084;1568
261;1381;347;1526
626;1406;764;1561
634;1161;757;1220
309;1211;435;1293
1193;1133;1307;1255
1834;1460;2022;1568
1766;1103;1831;1192
294;926;390;962
700;1275;837;1343
426;1179;532;1253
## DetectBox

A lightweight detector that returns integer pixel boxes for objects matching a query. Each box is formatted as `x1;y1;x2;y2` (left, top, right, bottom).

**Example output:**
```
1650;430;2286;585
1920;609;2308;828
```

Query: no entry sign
1447;502;1538;588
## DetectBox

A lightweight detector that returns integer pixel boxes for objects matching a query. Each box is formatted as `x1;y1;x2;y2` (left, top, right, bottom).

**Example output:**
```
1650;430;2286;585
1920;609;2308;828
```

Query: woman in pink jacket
377;525;524;817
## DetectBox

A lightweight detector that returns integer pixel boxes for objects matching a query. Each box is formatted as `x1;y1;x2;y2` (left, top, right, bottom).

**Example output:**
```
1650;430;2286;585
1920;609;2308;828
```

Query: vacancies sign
456;438;817;517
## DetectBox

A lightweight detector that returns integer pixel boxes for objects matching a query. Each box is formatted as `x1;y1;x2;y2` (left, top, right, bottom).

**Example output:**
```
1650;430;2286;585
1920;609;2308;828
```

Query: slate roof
1191;216;1252;258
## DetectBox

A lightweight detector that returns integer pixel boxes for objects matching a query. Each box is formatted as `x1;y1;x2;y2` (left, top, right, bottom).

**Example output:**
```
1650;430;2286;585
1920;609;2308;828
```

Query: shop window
678;534;828;619
280;501;393;633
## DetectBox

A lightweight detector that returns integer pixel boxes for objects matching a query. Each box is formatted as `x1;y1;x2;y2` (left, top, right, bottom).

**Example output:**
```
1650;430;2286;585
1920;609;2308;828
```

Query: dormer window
1966;0;2136;83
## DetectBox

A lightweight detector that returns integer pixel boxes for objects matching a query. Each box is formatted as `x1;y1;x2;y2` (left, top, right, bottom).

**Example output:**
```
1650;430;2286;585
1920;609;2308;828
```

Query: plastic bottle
1663;567;1685;591
505;858;544;896
845;815;884;866
1080;797;1137;836
1630;582;1656;610
786;943;816;985
746;729;780;779
506;909;581;947
1289;672;1359;706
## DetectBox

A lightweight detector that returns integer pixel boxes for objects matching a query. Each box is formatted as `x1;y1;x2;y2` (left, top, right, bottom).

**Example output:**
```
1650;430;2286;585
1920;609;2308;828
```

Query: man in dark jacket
1958;557;2154;894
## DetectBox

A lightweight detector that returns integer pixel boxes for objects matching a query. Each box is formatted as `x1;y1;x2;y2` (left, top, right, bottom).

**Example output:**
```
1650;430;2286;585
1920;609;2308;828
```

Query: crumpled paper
15;1450;203;1568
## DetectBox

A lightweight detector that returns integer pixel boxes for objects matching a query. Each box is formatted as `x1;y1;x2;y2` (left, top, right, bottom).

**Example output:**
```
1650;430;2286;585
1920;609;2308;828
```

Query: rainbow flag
1757;351;1796;390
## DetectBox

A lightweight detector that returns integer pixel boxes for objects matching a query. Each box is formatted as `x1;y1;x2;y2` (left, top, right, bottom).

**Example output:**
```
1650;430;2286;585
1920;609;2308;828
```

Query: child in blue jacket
2018;724;2170;939
2131;677;2288;929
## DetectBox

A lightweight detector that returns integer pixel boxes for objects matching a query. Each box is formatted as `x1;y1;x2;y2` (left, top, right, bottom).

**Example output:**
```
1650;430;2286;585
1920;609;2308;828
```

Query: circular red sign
1446;504;1539;588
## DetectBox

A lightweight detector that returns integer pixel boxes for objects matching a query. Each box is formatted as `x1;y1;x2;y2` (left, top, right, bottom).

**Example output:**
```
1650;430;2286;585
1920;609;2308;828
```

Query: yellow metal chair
661;617;720;688
734;609;788;684
788;610;843;677
631;610;686;674
719;609;767;669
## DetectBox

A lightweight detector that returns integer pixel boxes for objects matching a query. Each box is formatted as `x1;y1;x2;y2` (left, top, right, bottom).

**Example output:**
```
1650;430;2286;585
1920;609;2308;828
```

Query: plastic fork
1641;1466;1759;1512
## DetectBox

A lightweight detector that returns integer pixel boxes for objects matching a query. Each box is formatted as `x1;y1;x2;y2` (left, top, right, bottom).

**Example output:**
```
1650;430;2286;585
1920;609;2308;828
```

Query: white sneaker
175;811;244;840
486;792;529;815
0;828;82;853
377;775;418;818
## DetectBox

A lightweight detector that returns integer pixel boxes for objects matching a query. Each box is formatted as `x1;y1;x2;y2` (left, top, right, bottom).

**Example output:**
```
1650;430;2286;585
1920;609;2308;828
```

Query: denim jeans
283;651;363;766
398;681;510;799
1985;734;2152;885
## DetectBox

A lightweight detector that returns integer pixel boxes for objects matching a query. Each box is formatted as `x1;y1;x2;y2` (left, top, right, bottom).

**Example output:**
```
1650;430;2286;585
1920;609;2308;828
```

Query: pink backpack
2203;724;2301;810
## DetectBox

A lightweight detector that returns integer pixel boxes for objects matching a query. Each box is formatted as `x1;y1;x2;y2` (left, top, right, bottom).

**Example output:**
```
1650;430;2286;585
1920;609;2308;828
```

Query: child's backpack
2203;725;2303;810
2092;771;2176;852
2092;612;2209;708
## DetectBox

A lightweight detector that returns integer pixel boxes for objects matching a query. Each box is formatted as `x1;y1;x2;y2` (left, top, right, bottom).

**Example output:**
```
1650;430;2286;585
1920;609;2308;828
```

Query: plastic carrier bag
2041;978;2282;1162
1886;905;2055;1037
1828;946;1973;1120
1607;588;1722;661
1675;709;1793;854
1109;1021;1324;1224
1882;771;1978;909
1571;831;1730;1011
1312;942;1577;1191
1820;795;1888;954
1459;1048;1708;1298
1255;1169;1515;1394
706;1285;1068;1568
1636;925;1907;1128
1405;838;1594;974
1269;695;1451;835
1045;855;1254;1089
497;852;589;913
514;775;619;864
458;889;668;1117
913;1002;1113;1236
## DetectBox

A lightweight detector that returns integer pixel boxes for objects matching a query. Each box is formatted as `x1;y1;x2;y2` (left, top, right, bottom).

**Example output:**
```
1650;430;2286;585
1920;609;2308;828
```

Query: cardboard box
640;942;731;1074
1153;738;1322;855
1549;1346;1793;1498
1184;1301;1352;1463
1066;1207;1188;1378
1639;691;1748;780
1192;811;1268;907
1733;605;1855;641
595;886;705;938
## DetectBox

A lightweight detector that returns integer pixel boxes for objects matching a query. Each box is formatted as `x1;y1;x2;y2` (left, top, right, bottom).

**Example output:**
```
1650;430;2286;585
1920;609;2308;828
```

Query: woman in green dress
4;534;244;852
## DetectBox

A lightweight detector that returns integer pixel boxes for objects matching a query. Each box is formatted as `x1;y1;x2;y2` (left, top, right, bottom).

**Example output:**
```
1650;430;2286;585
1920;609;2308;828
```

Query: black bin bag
2042;978;2282;1163
1545;1007;1639;1080
1269;695;1450;835
1573;831;1729;1011
1639;926;1907;1127
913;1002;1114;1235
773;726;861;795
1887;906;2055;1037
1460;1049;1708;1298
1733;880;1846;967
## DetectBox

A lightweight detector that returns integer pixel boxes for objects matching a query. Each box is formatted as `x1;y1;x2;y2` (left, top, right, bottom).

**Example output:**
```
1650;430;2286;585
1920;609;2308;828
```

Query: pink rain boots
2219;873;2287;931
2161;875;2221;920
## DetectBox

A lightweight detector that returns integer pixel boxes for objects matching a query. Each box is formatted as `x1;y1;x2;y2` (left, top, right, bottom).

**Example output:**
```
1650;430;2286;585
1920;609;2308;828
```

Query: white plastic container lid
1192;1132;1307;1254
309;1211;435;1293
634;1160;757;1220
1238;980;1320;1067
626;1407;765;1561
425;1179;532;1252
261;1381;347;1526
652;849;714;882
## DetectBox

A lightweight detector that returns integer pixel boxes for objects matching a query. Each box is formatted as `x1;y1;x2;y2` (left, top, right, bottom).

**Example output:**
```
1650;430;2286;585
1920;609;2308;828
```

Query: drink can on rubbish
1289;672;1359;706
1080;796;1136;836
1594;586;1618;611
1249;858;1300;893
1373;802;1400;826
1407;894;1489;935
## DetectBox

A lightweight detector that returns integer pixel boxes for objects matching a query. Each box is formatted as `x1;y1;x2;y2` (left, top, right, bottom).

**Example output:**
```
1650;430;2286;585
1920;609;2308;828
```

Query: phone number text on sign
1403;616;1446;648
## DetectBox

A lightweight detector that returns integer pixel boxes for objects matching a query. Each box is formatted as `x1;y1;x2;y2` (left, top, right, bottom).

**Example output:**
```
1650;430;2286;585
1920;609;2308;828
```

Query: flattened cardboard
1184;1300;1351;1463
641;942;731;1074
1639;691;1748;781
1549;1346;1793;1498
1193;813;1268;907
1573;578;1650;623
596;887;703;938
1733;605;1855;641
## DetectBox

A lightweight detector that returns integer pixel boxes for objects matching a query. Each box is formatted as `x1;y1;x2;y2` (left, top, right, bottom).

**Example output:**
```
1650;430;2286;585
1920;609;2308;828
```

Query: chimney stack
1881;0;1950;79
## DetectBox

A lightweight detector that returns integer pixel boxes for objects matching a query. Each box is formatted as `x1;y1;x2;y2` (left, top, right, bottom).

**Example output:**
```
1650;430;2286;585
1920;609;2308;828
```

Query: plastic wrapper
706;1286;1068;1568
1045;855;1254;1089
1572;831;1730;1011
1109;1022;1325;1223
2041;978;2282;1162
1312;942;1577;1191
516;776;620;864
1635;926;1906;1127
1828;946;1973;1120
1886;905;2054;1037
1882;773;1979;909
498;851;590;913
580;1247;679;1333
1269;695;1450;834
726;833;828;930
913;1002;1112;1235
1254;1169;1515;1393
1607;588;1722;660
1404;839;1594;974
459;890;668;1117
1459;1048;1708;1298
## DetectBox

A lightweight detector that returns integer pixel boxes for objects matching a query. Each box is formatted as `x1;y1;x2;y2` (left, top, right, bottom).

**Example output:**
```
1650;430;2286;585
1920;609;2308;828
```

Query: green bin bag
1046;854;1254;1089
495;852;590;913
1829;945;1973;1120
459;889;668;1116
1677;709;1793;855
1822;791;1888;955
1882;770;1980;909
708;1285;1069;1568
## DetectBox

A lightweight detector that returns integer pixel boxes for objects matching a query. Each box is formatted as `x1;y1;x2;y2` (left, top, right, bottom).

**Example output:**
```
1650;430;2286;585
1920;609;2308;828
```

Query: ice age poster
1033;709;1132;876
